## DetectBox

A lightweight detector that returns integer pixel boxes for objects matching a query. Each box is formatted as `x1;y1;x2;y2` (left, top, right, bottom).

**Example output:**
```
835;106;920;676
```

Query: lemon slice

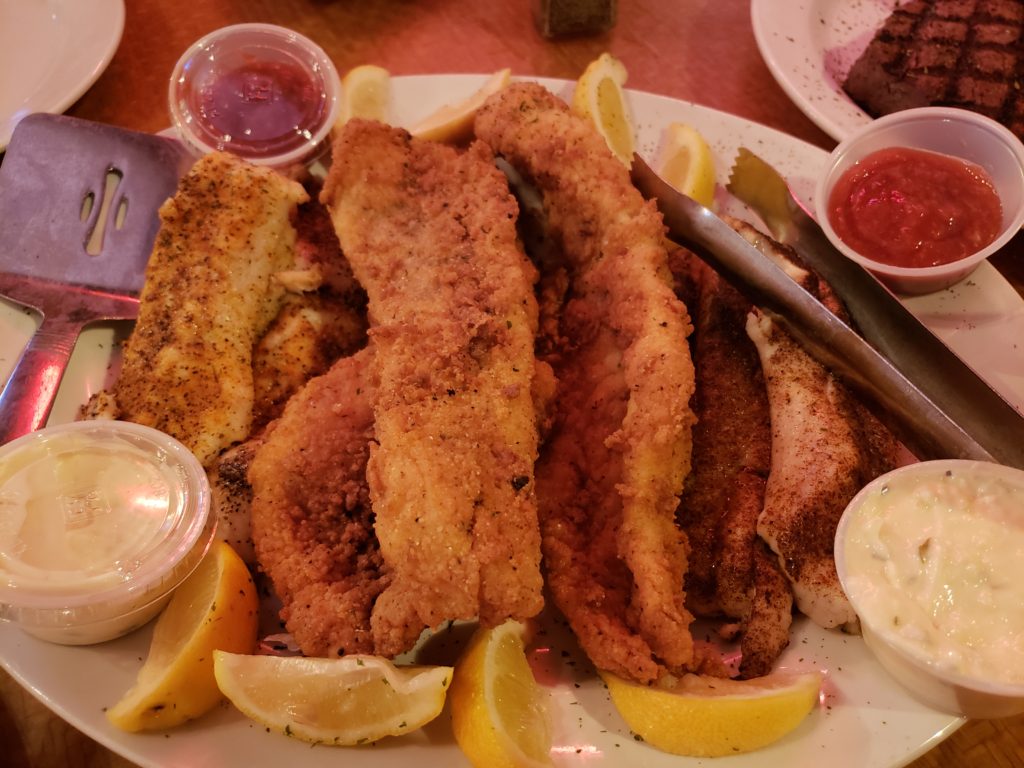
409;68;511;143
337;64;392;126
602;670;822;757
213;652;452;745
106;541;259;731
571;52;635;166
449;620;552;768
656;122;717;208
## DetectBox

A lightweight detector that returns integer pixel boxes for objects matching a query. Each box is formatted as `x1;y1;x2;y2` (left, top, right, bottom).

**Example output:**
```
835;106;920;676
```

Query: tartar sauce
840;462;1024;684
0;421;211;644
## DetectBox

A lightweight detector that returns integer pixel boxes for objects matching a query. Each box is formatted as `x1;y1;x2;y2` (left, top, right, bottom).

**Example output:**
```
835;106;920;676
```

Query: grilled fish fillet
107;151;307;467
321;120;545;657
476;83;699;683
735;220;900;630
671;247;793;678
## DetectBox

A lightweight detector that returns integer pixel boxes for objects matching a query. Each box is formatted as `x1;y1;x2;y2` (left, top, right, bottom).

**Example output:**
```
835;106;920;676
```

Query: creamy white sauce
0;432;175;593
842;465;1024;684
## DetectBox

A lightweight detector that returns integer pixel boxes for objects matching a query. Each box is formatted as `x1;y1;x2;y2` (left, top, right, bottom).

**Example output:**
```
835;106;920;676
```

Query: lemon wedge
106;541;259;732
656;122;717;208
602;670;822;757
213;652;452;745
571;52;635;166
449;620;552;768
409;68;512;143
337;64;392;126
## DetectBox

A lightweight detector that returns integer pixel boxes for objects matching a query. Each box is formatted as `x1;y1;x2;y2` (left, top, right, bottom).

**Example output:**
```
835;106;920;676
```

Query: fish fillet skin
321;120;545;657
110;151;308;467
736;220;899;630
249;347;388;658
476;83;698;683
671;247;792;677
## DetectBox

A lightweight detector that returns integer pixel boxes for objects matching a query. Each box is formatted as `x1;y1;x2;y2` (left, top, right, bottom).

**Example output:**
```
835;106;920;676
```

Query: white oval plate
8;73;1024;768
751;0;897;142
0;0;125;150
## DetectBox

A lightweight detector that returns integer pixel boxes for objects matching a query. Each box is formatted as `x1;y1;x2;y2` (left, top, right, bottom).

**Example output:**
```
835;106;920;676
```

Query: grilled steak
843;0;1024;140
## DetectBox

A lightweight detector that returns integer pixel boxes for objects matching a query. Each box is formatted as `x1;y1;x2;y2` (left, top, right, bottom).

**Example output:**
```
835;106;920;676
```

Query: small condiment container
835;459;1024;718
168;23;341;168
0;420;214;645
816;107;1024;295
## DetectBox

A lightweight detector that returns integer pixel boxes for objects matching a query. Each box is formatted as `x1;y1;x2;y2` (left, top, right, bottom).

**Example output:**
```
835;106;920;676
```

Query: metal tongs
630;151;1024;470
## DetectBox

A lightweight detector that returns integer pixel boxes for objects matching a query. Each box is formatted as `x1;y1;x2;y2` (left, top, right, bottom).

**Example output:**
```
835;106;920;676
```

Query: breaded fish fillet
735;221;900;630
249;348;388;657
107;151;307;466
321;120;545;656
476;83;699;683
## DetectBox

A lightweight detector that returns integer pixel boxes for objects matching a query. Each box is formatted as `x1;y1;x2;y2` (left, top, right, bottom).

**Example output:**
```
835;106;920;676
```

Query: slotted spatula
0;113;193;444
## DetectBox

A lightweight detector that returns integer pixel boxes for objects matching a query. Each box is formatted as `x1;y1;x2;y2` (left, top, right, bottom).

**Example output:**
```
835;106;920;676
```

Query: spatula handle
0;315;85;445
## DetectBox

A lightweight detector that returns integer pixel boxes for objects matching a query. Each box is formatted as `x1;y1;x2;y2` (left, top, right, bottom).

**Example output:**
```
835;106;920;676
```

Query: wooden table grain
3;1;1023;766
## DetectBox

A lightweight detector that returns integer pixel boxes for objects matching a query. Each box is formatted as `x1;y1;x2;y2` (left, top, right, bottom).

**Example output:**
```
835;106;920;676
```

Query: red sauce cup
168;24;341;169
815;107;1024;295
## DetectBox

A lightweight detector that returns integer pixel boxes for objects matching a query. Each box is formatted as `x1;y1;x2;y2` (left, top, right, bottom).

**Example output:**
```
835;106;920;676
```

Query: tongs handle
0;314;85;444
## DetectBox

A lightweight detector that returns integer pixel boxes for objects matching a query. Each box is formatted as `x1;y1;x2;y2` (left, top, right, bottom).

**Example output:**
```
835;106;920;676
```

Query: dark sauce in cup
191;59;328;159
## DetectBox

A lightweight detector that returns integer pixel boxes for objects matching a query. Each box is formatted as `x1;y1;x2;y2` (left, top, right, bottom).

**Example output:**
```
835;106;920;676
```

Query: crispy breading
476;83;699;683
108;151;307;466
321;120;545;656
249;348;388;657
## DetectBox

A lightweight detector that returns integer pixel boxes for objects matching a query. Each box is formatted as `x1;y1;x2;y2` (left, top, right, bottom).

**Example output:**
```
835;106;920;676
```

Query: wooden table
2;1;1022;766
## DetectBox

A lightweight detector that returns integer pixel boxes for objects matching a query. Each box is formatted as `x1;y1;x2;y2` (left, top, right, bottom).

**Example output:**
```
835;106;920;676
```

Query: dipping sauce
827;147;1003;269
189;58;329;160
839;461;1024;684
169;24;340;167
0;421;212;644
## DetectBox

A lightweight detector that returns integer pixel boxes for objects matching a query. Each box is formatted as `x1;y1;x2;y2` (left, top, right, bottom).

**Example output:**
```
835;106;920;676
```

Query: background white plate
751;0;897;142
0;0;125;150
8;73;1024;768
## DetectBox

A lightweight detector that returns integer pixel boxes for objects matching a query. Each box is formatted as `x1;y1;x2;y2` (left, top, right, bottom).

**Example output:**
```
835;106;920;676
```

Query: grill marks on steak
844;0;1024;139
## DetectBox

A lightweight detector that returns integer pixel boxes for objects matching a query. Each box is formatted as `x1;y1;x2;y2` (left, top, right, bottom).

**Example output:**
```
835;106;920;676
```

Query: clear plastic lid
168;23;341;167
0;421;212;622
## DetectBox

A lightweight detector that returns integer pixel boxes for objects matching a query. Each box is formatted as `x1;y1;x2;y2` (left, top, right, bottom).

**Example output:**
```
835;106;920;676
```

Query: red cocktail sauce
827;147;1003;269
189;59;328;159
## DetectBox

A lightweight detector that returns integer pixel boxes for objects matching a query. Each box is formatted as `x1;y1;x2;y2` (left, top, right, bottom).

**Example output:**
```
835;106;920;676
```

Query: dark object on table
534;0;616;37
843;0;1024;140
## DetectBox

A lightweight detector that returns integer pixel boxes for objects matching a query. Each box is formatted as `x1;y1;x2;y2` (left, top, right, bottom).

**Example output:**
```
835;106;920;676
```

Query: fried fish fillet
249;348;388;657
671;247;793;678
734;220;900;630
105;151;308;466
321;120;545;657
476;83;699;683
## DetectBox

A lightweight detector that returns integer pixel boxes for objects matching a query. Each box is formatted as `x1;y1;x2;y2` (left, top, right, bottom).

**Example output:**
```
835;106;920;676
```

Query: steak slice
843;0;1024;140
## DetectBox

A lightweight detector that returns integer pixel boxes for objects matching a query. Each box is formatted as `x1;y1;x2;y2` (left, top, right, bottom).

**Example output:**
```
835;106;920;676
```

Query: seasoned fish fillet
671;247;792;678
321;120;545;657
108;151;307;466
735;221;900;630
476;83;699;683
249;348;388;657
251;195;368;429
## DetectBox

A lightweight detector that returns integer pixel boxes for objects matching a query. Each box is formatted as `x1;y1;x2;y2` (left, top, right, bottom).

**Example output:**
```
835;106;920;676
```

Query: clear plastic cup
0;420;214;645
168;23;341;168
816;107;1024;295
